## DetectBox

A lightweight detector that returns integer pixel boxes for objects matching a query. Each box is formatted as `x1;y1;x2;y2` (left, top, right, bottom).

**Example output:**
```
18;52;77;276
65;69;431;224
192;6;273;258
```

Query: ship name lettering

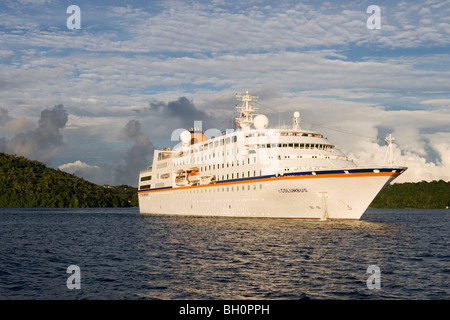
278;188;308;193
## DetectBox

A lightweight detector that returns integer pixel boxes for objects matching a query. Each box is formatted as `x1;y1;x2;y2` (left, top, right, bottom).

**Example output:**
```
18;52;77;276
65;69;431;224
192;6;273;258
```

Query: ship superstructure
138;91;406;219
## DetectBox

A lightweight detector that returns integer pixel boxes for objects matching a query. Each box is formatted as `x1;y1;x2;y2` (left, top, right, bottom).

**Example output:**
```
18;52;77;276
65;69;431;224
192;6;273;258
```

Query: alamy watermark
66;265;81;289
367;5;381;30
67;5;81;30
367;265;381;289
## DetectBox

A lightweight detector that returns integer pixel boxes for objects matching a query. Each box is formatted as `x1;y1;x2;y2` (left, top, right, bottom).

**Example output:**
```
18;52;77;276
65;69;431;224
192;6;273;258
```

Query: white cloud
58;160;99;172
419;99;450;107
2;1;448;55
348;138;450;183
4;117;32;132
58;160;106;184
0;50;14;58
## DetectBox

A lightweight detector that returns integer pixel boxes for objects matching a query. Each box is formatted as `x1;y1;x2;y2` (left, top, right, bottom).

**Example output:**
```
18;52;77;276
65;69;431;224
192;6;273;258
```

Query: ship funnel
189;127;206;145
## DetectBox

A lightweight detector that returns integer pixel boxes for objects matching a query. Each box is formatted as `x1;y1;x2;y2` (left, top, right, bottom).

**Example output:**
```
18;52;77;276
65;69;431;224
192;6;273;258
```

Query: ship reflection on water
137;209;425;300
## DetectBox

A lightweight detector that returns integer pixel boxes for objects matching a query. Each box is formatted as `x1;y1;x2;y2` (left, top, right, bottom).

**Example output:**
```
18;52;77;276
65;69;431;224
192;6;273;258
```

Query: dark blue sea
1;208;449;301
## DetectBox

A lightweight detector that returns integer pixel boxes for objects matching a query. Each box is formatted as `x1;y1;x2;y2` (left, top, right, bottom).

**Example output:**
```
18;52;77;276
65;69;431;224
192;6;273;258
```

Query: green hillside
369;180;450;209
0;152;138;208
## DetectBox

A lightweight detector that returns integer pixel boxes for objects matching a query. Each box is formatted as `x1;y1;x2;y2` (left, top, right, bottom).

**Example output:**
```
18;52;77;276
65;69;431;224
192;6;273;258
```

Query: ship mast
235;91;258;131
384;133;395;165
293;111;300;130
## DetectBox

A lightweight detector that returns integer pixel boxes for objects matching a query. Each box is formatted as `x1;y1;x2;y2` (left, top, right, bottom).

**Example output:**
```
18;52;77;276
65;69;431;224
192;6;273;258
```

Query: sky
1;0;449;186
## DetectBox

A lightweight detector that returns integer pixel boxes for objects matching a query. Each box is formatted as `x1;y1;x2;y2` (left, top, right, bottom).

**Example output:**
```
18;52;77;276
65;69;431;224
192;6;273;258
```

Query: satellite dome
253;114;269;129
180;130;191;144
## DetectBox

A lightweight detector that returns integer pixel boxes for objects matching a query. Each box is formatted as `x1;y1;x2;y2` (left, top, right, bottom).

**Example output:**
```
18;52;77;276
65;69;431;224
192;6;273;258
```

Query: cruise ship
138;91;407;220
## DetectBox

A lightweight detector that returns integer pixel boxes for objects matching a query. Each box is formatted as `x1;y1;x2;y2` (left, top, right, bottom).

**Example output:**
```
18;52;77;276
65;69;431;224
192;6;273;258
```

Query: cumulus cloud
58;119;154;186
2;105;154;186
347;137;450;184
4;118;31;132
0;109;11;127
323;107;450;184
112;119;155;186
0;104;68;163
57;160;102;181
58;160;99;172
1;107;32;132
150;96;215;130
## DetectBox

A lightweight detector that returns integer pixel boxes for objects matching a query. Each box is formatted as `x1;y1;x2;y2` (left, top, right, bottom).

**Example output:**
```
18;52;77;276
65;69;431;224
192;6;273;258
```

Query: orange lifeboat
187;170;200;183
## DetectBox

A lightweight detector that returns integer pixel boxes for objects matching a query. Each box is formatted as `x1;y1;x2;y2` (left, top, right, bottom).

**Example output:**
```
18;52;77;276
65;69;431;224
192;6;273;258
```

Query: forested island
369;179;449;209
1;152;449;209
0;153;137;208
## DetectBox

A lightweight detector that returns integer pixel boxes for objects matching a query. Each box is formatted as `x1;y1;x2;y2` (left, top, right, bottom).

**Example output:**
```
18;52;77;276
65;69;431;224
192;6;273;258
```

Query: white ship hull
138;167;405;220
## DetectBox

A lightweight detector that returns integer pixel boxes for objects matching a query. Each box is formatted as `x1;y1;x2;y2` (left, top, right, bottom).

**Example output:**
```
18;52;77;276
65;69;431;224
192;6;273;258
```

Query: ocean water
0;208;449;300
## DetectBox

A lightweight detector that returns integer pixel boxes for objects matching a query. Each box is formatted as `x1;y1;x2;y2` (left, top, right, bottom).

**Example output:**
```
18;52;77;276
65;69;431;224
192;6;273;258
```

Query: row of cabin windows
188;146;239;157
188;142;332;154
175;143;332;166
199;158;257;170
193;135;238;151
175;183;263;194
152;169;262;181
176;155;257;166
177;143;333;164
246;132;323;138
139;170;263;190
252;143;333;150
192;132;324;150
220;170;261;180
159;133;327;162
